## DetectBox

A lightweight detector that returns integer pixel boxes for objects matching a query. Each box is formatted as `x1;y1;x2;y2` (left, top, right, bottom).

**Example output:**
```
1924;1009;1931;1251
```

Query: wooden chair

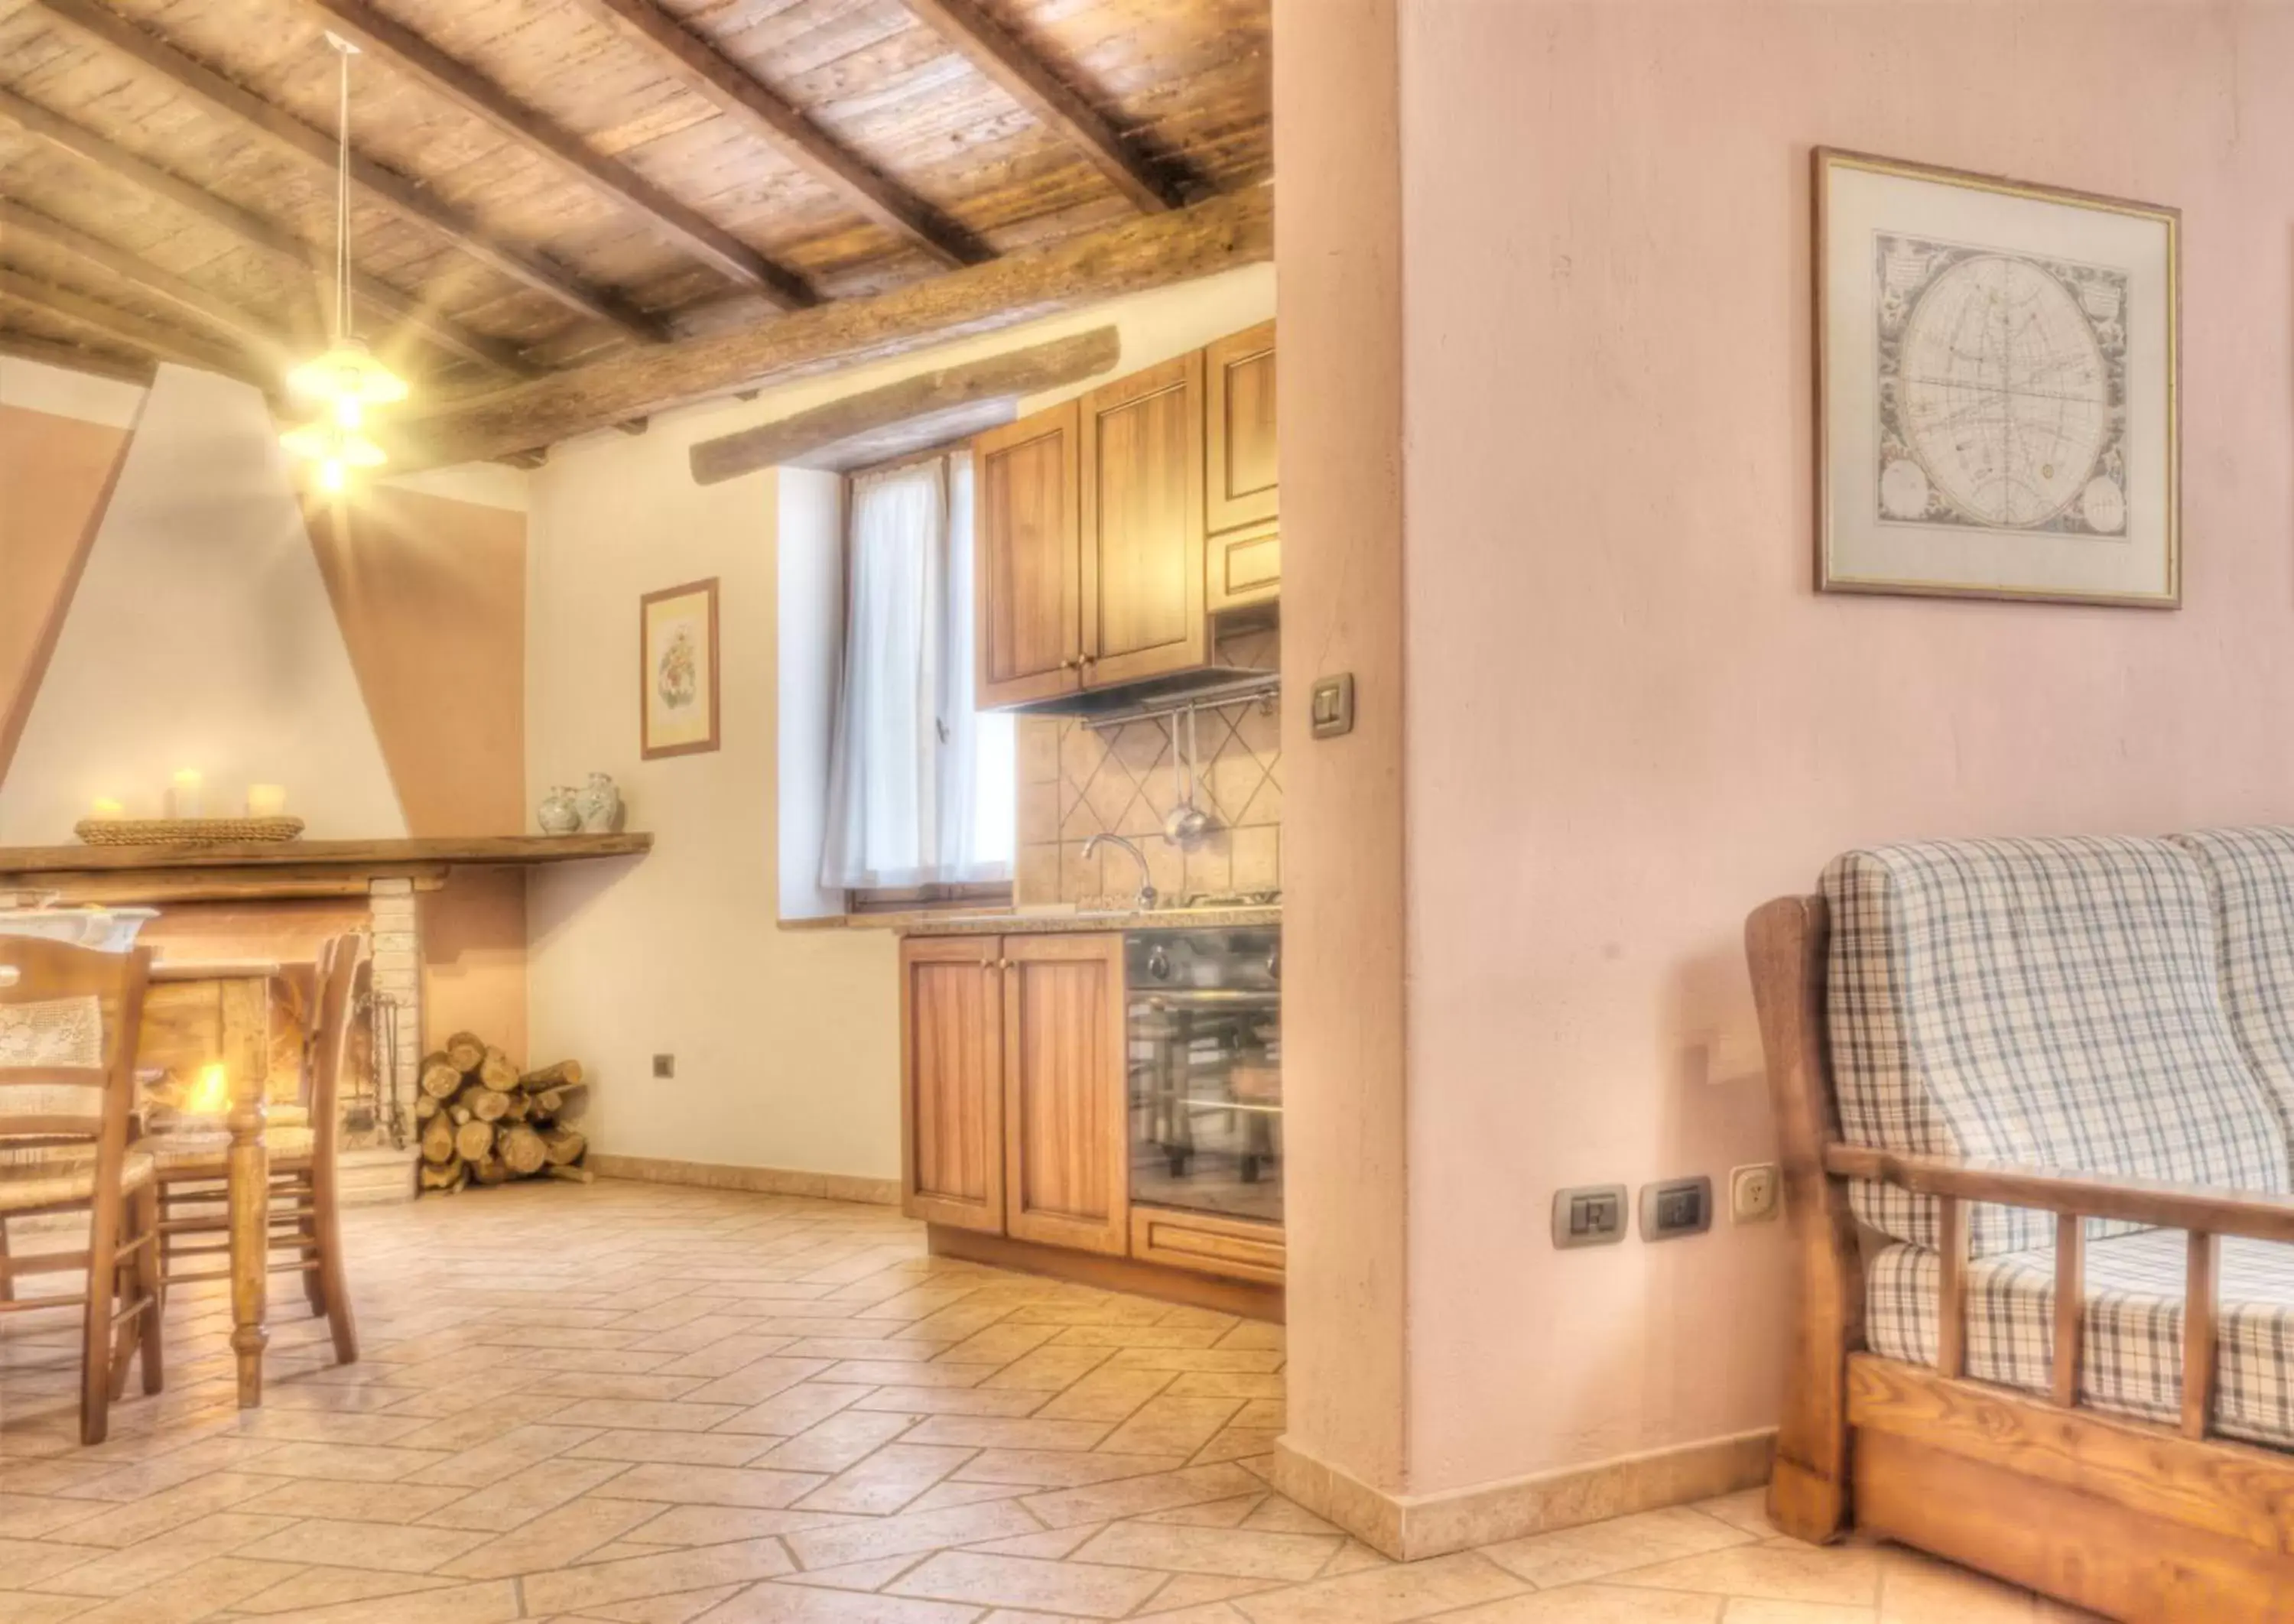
0;938;162;1445
1750;890;2294;1622
149;932;363;1366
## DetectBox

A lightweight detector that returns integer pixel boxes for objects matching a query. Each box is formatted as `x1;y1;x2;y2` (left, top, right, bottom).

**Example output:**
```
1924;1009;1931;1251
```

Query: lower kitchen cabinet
898;936;1005;1233
1001;934;1128;1255
899;929;1284;1307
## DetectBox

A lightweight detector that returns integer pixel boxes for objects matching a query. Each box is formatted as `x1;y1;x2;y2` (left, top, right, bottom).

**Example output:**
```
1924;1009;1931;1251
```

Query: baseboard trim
1269;1427;1776;1561
589;1153;899;1207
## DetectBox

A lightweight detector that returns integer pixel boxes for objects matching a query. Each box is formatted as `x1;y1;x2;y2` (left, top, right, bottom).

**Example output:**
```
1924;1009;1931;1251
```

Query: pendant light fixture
280;31;406;492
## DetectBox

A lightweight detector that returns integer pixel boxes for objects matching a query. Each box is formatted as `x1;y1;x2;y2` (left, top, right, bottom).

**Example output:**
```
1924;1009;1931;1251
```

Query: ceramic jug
538;786;581;836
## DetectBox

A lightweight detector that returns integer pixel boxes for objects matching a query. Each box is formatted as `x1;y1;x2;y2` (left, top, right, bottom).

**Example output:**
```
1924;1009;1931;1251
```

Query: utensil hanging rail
1081;672;1279;734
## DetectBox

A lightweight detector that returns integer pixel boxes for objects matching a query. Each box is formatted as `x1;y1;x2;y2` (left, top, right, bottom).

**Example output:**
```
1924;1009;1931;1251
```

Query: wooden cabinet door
1205;321;1278;534
975;402;1081;709
1079;353;1207;690
900;935;1004;1232
1002;934;1128;1255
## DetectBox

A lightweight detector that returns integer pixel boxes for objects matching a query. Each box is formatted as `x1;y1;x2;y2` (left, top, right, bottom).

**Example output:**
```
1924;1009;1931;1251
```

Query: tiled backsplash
1015;626;1281;907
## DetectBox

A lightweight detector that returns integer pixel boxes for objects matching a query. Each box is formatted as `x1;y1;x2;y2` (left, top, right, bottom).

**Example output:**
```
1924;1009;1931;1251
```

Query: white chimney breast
0;364;410;843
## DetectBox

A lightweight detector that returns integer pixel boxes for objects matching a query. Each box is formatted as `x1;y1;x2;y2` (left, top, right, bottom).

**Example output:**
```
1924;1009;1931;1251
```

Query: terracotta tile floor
0;1180;2100;1622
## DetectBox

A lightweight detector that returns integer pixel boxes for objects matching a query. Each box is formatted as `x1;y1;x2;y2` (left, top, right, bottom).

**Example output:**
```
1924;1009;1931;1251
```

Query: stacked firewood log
416;1030;590;1194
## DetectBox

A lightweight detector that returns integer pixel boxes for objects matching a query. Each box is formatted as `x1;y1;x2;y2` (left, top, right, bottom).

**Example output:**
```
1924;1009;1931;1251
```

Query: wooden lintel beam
0;86;538;377
689;325;1118;485
565;0;993;268
31;0;667;343
0;267;247;378
0;328;156;386
390;186;1269;469
302;0;815;310
0;199;294;371
901;0;1190;213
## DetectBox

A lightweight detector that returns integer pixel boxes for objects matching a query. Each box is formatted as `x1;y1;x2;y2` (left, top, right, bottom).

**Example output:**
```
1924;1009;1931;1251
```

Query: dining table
145;957;278;1408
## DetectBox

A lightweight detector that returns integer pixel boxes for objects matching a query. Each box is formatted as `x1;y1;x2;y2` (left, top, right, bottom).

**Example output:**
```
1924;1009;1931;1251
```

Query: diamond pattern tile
0;1181;2085;1623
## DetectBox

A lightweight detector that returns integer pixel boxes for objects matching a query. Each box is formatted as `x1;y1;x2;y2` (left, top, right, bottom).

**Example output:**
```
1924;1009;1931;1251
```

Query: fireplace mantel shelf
0;833;651;904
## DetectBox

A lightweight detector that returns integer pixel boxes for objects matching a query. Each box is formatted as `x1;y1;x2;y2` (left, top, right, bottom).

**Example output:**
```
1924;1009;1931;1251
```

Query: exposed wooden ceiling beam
0;265;249;377
392;185;1269;469
900;0;1190;213
30;0;668;343
0;86;538;378
689;325;1119;485
0;199;294;372
564;0;993;269
0;328;157;386
301;0;815;310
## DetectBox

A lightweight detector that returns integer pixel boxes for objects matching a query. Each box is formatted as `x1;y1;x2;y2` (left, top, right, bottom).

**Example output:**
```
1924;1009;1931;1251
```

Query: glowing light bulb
333;396;363;430
319;458;346;493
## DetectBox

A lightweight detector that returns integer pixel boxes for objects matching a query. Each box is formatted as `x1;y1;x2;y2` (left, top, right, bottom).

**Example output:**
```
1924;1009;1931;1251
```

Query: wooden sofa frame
1748;895;2294;1622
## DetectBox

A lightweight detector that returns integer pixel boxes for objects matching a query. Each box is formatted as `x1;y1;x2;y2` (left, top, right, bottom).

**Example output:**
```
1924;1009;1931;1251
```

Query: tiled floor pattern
0;1181;2100;1622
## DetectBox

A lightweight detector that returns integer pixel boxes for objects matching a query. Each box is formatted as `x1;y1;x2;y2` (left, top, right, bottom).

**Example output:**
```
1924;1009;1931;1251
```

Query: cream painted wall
1373;0;2294;1499
525;268;1275;1180
0;365;408;843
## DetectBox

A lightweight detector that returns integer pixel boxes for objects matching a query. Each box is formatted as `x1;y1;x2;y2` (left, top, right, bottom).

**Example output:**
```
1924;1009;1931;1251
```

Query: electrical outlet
1639;1176;1713;1241
652;1054;675;1079
1730;1162;1782;1223
1551;1184;1628;1249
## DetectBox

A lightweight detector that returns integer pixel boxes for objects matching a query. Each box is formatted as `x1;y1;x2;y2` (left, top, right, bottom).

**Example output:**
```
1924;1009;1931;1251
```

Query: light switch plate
1640;1176;1713;1241
652;1054;675;1078
1552;1183;1628;1249
1310;674;1355;739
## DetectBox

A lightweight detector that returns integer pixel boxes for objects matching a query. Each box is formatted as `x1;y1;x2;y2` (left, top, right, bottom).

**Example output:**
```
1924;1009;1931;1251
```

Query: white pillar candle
246;784;288;819
168;769;203;820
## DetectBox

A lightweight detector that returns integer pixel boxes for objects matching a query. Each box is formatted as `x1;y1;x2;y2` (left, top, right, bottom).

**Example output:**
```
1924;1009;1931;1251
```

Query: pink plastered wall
1381;1;2294;1496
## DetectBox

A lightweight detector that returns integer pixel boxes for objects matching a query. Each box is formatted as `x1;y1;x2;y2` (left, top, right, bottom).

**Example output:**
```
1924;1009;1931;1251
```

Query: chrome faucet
1083;833;1157;912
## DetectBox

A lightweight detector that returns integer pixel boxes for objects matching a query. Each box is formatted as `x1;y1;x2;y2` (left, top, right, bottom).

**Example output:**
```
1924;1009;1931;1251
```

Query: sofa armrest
1824;1143;2294;1246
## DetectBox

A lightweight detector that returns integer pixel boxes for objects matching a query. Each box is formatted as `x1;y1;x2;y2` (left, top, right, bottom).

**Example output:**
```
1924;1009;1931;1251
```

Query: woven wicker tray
74;817;305;846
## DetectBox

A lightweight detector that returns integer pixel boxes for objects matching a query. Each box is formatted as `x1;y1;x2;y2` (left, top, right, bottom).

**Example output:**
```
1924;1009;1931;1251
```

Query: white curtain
819;453;1013;890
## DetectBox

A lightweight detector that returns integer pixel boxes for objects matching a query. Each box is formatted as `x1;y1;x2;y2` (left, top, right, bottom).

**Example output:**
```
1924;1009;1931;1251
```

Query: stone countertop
892;905;1281;937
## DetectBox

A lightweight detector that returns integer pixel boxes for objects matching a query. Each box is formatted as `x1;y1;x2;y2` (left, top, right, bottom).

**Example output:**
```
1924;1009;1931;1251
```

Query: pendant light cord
328;33;356;345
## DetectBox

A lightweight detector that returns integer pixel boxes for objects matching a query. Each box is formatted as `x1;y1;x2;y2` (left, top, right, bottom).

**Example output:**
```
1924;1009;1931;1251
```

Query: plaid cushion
1867;1231;2294;1450
2171;827;2294;1148
1823;836;2288;1254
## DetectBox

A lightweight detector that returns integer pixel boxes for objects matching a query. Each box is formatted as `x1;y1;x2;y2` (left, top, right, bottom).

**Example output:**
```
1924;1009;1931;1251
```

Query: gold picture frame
1815;148;2180;607
639;578;720;759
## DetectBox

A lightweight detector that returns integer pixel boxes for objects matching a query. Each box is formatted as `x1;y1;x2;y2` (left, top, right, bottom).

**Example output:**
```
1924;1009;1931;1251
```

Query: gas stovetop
1172;891;1281;909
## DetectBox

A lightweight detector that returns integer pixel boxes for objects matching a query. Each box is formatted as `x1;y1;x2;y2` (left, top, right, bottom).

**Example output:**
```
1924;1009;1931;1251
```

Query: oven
1125;926;1282;1226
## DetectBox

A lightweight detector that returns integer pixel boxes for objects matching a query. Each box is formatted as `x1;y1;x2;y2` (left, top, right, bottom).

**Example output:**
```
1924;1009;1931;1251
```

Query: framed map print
1815;148;2179;606
639;578;720;758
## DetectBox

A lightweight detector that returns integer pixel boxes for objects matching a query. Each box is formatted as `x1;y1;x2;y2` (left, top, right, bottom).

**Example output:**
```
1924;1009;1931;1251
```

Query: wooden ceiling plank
28;0;668;343
687;323;1118;485
0;265;249;378
394;185;1269;469
899;0;1190;213
301;0;816;310
0;198;294;369
0;328;157;385
564;0;994;268
0;85;538;377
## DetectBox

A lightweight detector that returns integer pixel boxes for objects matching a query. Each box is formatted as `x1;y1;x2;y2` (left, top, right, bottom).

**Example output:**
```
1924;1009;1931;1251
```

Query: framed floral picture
639;578;720;759
1815;148;2180;606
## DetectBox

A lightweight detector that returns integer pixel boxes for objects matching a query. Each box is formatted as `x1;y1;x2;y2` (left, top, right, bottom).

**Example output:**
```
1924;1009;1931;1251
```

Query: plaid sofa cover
1866;1229;2294;1450
1821;835;2289;1255
2173;827;2294;1148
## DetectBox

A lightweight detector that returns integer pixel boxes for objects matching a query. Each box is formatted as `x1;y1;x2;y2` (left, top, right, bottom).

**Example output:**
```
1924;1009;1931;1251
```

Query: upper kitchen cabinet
973;325;1277;711
1206;321;1279;534
976;401;1083;709
1080;352;1210;690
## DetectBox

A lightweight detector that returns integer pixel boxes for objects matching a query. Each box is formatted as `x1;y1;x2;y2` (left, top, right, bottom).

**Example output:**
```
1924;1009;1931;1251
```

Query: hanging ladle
1163;707;1211;849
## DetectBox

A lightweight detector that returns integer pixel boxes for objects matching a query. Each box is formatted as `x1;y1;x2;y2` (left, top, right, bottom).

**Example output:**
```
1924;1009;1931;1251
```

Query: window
818;450;1015;897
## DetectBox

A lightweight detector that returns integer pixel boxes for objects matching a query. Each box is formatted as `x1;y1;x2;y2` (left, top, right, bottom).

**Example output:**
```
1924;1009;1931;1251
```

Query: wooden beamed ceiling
0;0;1269;456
